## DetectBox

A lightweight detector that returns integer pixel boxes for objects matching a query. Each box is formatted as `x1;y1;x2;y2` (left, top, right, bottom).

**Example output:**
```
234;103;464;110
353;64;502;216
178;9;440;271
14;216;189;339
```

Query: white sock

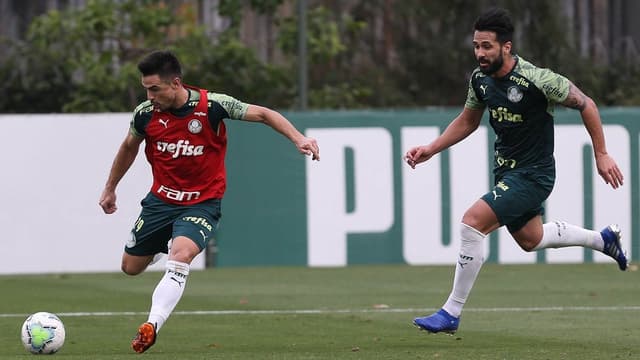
147;260;190;332
533;221;603;251
148;253;166;266
442;223;486;318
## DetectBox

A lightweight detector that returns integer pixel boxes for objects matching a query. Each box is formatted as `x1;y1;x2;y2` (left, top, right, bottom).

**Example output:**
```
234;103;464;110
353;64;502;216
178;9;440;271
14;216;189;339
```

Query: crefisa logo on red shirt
156;140;204;158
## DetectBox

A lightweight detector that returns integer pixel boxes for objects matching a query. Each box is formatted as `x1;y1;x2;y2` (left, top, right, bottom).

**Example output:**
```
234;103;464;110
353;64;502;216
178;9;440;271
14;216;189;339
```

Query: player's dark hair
474;8;514;44
137;50;183;80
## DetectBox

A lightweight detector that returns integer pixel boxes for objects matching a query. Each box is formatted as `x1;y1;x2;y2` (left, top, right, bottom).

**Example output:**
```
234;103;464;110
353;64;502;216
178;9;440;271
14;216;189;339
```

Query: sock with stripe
147;260;190;332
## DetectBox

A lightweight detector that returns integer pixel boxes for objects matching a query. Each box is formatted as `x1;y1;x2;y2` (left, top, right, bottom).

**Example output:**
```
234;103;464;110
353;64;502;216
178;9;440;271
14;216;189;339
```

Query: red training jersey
142;87;228;204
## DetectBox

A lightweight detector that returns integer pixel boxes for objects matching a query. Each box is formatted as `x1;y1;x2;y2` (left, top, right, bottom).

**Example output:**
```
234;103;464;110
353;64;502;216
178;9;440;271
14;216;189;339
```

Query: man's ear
171;77;182;88
503;41;512;54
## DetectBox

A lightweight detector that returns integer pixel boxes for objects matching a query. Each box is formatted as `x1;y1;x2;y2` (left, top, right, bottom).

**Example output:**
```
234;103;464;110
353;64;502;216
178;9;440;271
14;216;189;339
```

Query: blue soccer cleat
413;309;459;334
601;224;628;271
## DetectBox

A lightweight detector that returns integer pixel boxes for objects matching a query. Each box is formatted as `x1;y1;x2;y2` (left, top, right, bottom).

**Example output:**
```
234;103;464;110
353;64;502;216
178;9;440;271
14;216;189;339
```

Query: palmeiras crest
188;119;203;134
507;86;523;103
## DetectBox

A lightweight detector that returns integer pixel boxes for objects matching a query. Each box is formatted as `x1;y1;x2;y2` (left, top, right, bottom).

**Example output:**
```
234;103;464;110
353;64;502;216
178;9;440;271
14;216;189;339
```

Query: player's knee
168;238;200;264
512;228;543;252
517;240;537;252
121;264;140;276
121;260;144;276
514;235;540;252
461;213;481;231
168;249;196;264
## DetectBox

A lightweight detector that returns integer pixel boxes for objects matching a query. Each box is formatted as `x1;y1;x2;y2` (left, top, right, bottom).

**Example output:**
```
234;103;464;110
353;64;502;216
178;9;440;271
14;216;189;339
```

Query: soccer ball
20;312;66;354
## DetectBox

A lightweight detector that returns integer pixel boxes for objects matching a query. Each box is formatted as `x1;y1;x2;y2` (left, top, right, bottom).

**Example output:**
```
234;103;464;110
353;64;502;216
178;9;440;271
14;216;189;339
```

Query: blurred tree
278;5;371;108
603;62;640;106
0;0;292;113
0;0;637;112
1;1;164;112
202;0;294;108
378;0;481;106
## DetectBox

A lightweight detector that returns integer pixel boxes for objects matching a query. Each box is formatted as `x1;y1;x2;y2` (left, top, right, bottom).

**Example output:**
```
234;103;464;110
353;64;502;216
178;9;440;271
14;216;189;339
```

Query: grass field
0;263;637;359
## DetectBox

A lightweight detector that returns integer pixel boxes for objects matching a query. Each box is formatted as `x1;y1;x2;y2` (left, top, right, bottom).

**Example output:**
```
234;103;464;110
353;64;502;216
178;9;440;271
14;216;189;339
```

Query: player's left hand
297;137;320;161
595;153;624;189
404;145;435;169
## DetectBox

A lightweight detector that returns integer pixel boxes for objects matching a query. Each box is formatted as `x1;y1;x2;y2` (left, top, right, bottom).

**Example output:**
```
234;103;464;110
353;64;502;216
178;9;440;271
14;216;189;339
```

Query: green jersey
465;56;570;177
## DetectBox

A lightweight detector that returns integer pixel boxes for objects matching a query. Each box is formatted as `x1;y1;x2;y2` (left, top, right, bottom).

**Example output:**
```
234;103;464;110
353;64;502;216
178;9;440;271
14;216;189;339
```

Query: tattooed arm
562;82;623;188
562;82;590;111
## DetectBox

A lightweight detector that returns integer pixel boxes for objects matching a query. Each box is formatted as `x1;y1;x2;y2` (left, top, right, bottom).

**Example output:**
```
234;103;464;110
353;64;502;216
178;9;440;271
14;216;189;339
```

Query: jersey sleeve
528;67;570;103
464;71;485;110
129;117;143;137
208;93;249;120
130;101;152;137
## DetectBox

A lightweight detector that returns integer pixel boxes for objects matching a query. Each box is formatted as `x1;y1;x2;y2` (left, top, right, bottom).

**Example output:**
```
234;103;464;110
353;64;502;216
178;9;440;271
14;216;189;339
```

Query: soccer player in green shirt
404;7;627;334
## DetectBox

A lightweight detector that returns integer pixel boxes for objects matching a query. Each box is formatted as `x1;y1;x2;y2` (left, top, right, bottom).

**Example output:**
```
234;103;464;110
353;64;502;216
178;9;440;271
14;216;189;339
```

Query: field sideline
0;263;637;359
3;305;640;318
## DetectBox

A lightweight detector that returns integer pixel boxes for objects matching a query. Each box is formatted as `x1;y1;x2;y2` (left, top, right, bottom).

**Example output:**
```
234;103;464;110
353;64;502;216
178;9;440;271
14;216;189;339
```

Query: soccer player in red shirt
99;50;319;353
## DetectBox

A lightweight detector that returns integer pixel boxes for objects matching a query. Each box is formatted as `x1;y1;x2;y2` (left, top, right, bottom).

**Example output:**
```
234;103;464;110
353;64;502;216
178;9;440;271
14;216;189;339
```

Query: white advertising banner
0;112;633;273
0;114;205;274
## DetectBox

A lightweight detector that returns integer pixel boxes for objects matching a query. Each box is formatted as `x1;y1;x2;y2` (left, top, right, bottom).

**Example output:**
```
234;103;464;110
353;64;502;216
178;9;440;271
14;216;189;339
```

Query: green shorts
481;167;555;232
125;192;222;256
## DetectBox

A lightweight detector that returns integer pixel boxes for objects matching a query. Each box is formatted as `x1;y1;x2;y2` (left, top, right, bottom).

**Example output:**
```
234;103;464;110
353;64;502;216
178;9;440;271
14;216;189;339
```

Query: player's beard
153;96;174;112
478;50;504;75
155;103;171;112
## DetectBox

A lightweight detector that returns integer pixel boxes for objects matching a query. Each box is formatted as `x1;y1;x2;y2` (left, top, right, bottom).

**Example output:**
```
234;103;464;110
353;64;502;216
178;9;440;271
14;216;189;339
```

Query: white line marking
1;306;639;318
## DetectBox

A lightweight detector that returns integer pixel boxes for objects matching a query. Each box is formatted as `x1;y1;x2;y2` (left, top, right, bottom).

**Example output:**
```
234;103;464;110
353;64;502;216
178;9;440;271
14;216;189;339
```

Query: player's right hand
99;190;118;214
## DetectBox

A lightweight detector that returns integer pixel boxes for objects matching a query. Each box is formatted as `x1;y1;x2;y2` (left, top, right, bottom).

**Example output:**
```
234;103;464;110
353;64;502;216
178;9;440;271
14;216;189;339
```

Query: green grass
0;264;638;359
